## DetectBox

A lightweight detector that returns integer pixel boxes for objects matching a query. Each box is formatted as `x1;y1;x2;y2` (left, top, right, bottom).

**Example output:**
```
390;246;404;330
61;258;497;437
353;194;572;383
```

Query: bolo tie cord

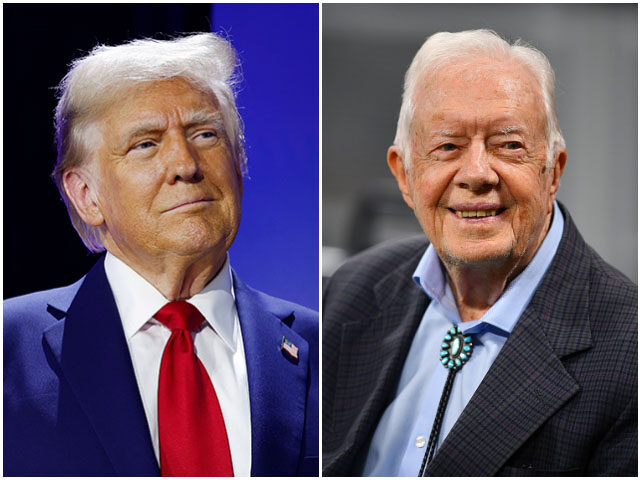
418;368;456;476
418;325;473;477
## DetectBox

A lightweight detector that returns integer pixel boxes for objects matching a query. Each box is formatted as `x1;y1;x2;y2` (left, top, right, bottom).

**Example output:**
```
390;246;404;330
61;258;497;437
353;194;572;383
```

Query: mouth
164;197;214;213
448;207;507;218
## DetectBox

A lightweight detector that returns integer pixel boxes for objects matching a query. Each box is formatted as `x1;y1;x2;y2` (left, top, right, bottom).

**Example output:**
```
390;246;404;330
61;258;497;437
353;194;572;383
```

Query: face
389;58;565;270
67;78;242;267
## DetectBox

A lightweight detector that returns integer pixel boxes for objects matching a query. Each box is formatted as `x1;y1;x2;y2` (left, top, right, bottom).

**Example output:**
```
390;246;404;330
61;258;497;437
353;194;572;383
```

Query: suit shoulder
4;280;84;404
586;244;637;317
323;235;427;330
558;203;637;317
325;235;427;300
4;279;83;331
239;282;318;339
251;287;317;319
329;235;428;288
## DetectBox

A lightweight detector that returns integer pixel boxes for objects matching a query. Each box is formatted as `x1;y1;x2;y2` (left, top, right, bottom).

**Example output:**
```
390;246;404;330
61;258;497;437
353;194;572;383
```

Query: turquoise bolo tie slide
439;324;473;370
419;325;474;476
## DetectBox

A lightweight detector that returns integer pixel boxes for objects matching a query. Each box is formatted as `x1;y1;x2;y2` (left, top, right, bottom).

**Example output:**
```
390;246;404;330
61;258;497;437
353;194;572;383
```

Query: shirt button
415;435;426;448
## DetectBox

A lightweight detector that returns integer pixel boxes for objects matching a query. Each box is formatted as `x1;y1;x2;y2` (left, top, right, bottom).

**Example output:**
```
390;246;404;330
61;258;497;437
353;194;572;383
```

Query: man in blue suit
4;33;318;476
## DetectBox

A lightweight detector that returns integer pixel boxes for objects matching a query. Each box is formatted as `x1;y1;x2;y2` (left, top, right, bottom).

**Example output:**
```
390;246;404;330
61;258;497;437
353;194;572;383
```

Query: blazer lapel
233;274;310;476
326;249;429;472
427;205;593;476
426;309;582;476
42;257;159;476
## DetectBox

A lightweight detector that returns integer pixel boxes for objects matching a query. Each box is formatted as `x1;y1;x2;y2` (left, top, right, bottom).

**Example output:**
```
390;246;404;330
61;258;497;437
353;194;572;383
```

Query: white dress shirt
104;252;252;476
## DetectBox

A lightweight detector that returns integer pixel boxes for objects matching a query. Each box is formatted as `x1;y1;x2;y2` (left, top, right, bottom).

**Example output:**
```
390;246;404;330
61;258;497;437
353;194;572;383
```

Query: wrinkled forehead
92;78;224;143
414;56;543;110
409;57;547;140
78;77;217;132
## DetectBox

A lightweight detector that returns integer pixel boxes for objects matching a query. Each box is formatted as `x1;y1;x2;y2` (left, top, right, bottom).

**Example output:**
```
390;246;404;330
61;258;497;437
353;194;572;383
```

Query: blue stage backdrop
211;4;319;310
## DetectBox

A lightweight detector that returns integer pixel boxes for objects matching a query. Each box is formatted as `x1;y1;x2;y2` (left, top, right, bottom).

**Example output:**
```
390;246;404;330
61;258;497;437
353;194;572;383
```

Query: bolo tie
417;324;473;476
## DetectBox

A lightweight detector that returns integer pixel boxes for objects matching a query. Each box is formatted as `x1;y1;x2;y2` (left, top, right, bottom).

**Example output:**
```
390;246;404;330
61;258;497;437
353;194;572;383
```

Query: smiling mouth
449;208;507;218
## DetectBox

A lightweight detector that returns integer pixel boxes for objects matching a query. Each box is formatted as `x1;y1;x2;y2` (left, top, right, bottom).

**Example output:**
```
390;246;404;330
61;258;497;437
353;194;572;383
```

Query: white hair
394;29;565;170
52;33;246;253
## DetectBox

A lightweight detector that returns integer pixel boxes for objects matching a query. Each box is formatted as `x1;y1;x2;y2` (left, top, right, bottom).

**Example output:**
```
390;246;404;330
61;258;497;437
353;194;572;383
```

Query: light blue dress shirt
361;202;564;476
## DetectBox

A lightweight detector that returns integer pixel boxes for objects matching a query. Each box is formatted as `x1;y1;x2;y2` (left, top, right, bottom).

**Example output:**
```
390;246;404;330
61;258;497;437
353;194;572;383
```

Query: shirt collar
413;201;565;335
104;252;238;351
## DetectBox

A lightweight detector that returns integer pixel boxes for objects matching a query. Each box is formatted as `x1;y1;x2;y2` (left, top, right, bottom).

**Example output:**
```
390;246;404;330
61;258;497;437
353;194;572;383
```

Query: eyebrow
497;125;524;135
431;129;465;139
183;110;224;130
120;110;224;146
121;121;165;145
429;125;526;140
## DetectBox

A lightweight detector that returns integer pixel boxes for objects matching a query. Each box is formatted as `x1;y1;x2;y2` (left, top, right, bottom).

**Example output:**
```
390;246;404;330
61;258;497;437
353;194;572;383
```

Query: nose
453;141;499;193
165;133;203;184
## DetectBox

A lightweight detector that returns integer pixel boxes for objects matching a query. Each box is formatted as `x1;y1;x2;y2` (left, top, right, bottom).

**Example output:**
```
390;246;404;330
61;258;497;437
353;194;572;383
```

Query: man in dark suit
4;33;318;476
323;29;637;476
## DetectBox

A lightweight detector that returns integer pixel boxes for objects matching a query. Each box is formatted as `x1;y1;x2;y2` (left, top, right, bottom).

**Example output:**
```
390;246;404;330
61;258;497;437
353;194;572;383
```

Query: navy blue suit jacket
4;257;318;476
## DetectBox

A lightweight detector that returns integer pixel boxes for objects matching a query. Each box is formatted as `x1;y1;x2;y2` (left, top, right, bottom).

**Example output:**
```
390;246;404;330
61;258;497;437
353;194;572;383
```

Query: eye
439;143;458;152
194;130;219;140
504;141;523;150
132;140;156;151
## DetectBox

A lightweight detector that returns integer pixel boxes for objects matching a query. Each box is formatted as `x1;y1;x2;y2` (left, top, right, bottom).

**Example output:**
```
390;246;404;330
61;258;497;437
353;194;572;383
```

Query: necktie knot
155;301;205;332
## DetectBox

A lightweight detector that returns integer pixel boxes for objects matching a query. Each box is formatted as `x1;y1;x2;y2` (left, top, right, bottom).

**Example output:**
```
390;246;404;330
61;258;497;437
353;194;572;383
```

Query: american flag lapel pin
280;336;299;361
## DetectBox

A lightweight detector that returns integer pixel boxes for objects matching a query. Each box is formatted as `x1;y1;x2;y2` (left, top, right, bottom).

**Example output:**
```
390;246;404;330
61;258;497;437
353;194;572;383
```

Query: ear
62;167;105;226
549;149;567;197
387;146;415;210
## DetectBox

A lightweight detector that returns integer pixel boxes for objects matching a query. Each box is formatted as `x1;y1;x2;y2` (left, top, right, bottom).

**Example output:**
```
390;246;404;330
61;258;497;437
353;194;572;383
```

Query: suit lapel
233;274;310;476
427;205;593;476
426;309;582;476
42;257;159;476
327;249;429;472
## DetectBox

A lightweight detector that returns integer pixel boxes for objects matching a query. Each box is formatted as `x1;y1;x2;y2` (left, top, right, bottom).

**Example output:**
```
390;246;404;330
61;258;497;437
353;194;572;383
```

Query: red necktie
155;301;234;477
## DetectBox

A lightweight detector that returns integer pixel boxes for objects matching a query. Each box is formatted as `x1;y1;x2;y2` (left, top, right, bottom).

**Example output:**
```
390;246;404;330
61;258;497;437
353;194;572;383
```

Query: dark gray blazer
323;204;637;476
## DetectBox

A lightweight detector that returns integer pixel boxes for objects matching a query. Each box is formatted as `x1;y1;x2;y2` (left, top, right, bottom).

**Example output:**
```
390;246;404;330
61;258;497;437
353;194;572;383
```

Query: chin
168;217;237;254
176;241;222;257
440;242;513;268
162;232;228;258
